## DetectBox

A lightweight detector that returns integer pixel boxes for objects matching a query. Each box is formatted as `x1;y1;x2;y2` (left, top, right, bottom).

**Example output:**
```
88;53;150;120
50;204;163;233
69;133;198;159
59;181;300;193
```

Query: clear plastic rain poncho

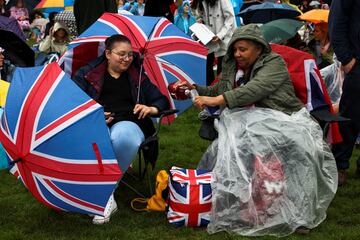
320;58;344;104
198;107;337;237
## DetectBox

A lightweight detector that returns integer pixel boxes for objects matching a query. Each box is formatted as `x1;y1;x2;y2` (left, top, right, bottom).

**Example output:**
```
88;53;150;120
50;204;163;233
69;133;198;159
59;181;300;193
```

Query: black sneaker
338;170;347;186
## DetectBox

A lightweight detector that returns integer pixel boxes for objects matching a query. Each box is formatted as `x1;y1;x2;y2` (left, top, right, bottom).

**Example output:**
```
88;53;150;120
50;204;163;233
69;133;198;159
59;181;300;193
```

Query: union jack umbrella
0;63;121;216
59;13;208;123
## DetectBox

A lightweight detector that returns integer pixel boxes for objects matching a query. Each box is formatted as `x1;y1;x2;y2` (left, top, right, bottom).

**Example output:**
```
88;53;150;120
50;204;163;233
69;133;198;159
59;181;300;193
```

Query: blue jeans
109;121;145;172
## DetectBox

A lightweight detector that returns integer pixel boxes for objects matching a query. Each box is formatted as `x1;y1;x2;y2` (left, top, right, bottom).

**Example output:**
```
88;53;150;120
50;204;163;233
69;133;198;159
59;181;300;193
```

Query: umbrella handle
137;62;144;103
8;158;22;167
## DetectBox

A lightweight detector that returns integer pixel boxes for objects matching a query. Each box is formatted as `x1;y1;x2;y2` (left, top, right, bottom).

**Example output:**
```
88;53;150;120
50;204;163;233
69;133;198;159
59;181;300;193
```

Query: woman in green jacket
187;24;303;114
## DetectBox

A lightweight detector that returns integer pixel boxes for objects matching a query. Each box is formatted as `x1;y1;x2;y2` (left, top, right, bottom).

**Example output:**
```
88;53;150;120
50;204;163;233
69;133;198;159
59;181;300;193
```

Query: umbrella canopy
0;63;121;216
0;29;34;67
35;0;74;13
260;19;304;44
298;9;329;23
54;10;77;36
60;13;208;123
238;2;301;24
240;0;262;11
0;16;26;41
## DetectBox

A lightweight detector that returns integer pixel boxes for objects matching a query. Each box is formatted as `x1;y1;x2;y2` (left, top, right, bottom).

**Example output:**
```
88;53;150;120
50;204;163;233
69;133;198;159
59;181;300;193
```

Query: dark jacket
197;24;303;114
329;0;360;66
73;54;170;167
74;0;117;35
144;0;174;22
73;54;170;137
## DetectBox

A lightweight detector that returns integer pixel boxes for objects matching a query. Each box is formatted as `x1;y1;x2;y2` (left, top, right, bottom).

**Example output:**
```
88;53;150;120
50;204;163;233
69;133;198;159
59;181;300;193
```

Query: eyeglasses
111;50;134;60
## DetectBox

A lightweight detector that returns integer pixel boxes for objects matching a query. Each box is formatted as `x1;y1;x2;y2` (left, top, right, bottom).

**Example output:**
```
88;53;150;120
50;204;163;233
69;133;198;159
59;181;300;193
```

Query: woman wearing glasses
73;34;170;224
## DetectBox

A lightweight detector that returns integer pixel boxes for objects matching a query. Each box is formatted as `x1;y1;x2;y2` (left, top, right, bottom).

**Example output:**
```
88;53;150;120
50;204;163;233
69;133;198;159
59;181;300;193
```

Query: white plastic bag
199;107;337;236
320;59;344;104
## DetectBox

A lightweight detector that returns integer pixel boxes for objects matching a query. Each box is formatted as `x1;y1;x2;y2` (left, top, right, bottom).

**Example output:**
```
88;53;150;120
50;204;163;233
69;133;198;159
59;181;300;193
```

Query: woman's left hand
212;36;221;44
133;104;159;119
194;95;224;109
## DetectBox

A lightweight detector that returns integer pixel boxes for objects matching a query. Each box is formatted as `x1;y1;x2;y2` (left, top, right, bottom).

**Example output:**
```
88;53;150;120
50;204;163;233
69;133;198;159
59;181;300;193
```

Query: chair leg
138;149;142;178
146;167;154;196
120;179;147;198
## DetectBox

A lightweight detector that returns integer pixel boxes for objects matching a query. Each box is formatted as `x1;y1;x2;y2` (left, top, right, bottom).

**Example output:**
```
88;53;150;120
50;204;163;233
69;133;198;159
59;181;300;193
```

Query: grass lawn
0;107;359;240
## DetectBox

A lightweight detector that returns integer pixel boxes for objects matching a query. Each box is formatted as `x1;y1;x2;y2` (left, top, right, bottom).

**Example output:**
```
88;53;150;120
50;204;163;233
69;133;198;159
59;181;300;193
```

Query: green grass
1;107;360;240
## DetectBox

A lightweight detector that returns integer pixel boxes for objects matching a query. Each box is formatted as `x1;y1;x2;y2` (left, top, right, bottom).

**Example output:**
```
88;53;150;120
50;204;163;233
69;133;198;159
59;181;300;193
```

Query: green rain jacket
196;24;303;114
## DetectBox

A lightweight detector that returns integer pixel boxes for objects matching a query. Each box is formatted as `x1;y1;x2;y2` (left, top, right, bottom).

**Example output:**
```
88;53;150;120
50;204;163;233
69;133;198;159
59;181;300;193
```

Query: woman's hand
193;95;225;109
133;104;159;119
342;58;356;74
177;80;195;90
212;36;221;44
104;112;114;124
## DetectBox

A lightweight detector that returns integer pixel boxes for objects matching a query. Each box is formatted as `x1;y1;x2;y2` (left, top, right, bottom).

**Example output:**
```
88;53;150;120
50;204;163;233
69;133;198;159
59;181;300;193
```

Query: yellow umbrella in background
0;80;10;107
298;9;329;23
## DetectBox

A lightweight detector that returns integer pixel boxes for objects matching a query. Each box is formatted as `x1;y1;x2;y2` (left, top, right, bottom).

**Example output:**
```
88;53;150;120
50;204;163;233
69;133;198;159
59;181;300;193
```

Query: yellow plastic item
0;80;10;107
131;170;169;212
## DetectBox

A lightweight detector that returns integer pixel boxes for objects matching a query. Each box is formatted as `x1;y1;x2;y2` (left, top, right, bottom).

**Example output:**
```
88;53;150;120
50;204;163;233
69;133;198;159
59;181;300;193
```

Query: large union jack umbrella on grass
0;63;121;216
59;13;208;123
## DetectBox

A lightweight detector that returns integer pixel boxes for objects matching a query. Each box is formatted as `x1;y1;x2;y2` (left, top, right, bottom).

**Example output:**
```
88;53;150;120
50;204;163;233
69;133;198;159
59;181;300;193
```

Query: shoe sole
92;206;118;225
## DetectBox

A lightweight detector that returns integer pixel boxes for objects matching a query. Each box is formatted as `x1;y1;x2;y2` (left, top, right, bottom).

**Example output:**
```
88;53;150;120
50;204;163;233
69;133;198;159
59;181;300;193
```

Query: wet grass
0;107;359;240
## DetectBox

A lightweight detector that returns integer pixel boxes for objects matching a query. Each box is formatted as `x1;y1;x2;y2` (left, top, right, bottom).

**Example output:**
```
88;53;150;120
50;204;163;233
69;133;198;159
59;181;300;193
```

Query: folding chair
121;109;179;197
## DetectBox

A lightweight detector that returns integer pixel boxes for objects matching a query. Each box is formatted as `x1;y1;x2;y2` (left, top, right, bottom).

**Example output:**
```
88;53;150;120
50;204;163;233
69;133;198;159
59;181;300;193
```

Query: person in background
299;0;312;13
44;12;57;37
174;1;196;36
309;0;321;9
73;34;170;224
74;0;117;35
308;22;333;69
0;47;16;82
144;0;183;22
9;0;30;30
39;22;71;56
29;10;49;42
130;0;145;16
116;0;125;12
329;0;360;186
191;0;236;85
0;0;9;17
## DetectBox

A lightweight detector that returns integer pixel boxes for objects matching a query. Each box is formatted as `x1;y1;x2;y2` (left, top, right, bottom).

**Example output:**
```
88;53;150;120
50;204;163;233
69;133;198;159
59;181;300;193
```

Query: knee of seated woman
110;121;144;146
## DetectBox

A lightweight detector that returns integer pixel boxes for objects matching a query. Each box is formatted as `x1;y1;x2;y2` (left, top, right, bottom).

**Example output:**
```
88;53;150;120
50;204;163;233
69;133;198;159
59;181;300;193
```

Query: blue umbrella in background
238;2;301;24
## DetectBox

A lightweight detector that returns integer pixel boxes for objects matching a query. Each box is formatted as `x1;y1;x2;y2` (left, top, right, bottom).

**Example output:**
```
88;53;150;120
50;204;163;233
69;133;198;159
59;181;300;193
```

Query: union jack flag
167;167;213;227
58;13;207;123
271;44;342;144
0;63;121;216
